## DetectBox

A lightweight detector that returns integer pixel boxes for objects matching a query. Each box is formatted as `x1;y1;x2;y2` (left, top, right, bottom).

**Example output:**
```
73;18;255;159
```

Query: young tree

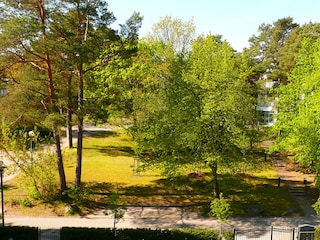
129;17;197;176
0;121;58;200
211;193;232;239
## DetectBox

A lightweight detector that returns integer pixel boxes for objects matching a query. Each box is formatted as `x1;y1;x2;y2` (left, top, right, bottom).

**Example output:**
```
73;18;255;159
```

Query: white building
256;80;278;126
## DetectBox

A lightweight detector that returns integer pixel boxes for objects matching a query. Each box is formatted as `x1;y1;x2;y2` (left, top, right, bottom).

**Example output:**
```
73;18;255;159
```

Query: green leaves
130;32;253;181
210;193;232;223
273;38;320;170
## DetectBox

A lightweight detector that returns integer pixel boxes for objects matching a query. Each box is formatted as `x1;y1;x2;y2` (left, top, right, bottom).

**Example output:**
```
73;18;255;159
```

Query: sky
107;0;320;52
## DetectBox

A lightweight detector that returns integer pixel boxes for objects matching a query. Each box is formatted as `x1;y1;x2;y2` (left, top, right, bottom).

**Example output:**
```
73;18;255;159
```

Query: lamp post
0;160;7;227
28;130;35;158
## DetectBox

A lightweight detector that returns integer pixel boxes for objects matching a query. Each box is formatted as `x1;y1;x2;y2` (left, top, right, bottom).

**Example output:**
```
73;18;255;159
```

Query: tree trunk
38;1;67;195
67;74;73;148
74;116;83;188
209;161;220;198
53;129;67;193
67;113;73;149
74;65;84;188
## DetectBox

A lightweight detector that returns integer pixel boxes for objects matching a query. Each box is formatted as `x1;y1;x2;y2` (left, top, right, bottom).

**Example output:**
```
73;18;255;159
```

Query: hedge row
60;227;234;240
0;226;38;240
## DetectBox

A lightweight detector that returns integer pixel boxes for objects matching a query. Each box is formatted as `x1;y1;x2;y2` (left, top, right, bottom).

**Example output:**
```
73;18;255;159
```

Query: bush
60;227;114;240
60;227;232;240
315;226;320;240
0;226;38;240
172;228;219;240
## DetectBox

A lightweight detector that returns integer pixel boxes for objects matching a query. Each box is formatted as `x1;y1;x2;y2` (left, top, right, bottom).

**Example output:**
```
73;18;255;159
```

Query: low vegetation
3;129;311;217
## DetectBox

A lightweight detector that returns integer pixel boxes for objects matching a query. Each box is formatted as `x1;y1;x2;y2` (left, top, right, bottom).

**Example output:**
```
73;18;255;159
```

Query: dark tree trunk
38;1;67;194
53;130;67;193
74;117;83;188
74;65;84;188
209;161;220;198
67;74;73;148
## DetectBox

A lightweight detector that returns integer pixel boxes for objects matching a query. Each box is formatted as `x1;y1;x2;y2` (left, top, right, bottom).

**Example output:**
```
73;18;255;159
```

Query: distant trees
248;17;299;83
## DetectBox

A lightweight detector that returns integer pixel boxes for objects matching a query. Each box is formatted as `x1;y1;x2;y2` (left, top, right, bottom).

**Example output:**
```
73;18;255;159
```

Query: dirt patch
270;154;316;185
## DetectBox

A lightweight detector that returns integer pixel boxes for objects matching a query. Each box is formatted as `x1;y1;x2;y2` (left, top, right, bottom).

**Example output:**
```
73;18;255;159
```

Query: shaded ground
261;140;318;216
271;153;317;216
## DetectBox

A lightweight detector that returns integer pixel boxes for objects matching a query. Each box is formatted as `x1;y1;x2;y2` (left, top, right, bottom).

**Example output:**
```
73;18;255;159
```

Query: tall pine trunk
67;74;73;149
74;65;84;188
75;116;83;188
38;1;67;193
53;130;67;193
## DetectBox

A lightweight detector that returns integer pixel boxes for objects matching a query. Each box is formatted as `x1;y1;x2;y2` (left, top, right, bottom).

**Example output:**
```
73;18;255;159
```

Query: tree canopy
271;38;320;173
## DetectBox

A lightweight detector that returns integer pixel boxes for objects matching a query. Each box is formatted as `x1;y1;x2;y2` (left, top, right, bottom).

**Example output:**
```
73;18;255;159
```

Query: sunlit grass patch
63;129;161;186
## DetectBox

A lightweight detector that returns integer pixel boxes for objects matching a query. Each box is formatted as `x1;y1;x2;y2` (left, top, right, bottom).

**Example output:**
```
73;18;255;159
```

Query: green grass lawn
4;128;308;217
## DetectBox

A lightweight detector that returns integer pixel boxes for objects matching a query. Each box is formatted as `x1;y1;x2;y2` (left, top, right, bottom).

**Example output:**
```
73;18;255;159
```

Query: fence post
233;229;236;240
292;227;295;240
271;226;273;240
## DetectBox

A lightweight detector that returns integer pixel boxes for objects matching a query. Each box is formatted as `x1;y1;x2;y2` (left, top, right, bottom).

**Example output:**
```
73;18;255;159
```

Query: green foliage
19;151;59;201
60;227;229;240
210;193;232;223
0;120;58;201
60;227;114;240
248;17;299;83
131;33;253;183
20;197;33;208
312;198;320;215
315;226;320;240
63;186;92;210
271;38;320;171
104;188;127;234
43;113;66;130
147;15;196;54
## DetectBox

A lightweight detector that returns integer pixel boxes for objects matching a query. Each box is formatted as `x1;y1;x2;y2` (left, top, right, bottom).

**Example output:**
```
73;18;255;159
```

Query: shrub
60;227;231;240
315;226;320;240
0;226;38;240
60;227;114;240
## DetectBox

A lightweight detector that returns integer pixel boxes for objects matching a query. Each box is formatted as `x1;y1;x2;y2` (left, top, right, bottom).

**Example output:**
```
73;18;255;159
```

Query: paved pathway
271;153;317;216
5;207;320;230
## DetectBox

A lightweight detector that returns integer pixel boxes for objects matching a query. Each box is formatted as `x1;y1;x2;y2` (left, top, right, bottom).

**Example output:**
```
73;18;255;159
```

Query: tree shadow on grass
223;173;306;217
82;130;134;157
83;130;120;138
89;145;134;157
77;172;309;218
